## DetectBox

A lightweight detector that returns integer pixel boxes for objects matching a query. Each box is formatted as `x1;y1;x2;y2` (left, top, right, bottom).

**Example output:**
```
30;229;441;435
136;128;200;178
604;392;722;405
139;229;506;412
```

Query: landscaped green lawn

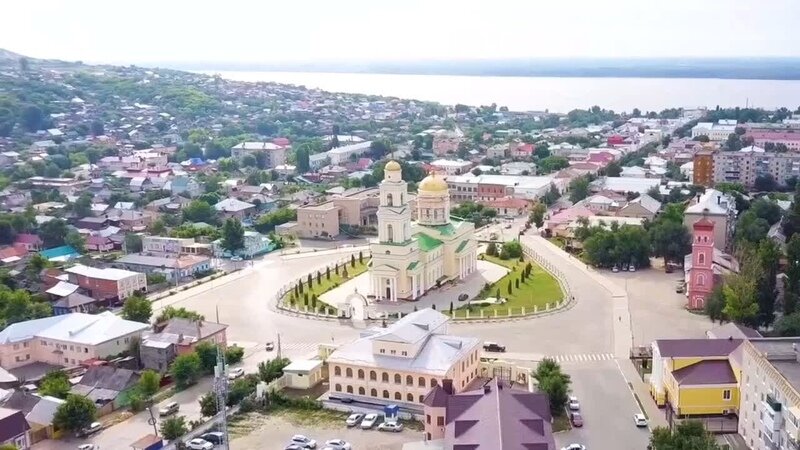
283;256;369;311
452;254;563;317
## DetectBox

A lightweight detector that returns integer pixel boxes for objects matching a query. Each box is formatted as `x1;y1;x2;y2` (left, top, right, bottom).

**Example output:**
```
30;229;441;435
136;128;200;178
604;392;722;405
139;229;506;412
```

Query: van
159;402;180;417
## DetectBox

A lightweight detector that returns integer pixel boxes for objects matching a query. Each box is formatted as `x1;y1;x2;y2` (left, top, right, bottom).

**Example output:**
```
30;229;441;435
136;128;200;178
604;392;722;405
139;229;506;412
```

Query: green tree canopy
53;394;97;434
121;294;152;323
138;369;161;398
221;218;245;253
532;358;571;415
155;306;205;323
182;200;217;225
170;353;201;389
39;370;70;399
160;415;188;441
38;219;69;248
650;420;720;450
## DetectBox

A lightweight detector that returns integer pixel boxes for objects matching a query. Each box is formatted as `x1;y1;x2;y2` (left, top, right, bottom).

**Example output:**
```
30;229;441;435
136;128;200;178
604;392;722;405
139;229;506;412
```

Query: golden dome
385;160;401;172
419;173;449;192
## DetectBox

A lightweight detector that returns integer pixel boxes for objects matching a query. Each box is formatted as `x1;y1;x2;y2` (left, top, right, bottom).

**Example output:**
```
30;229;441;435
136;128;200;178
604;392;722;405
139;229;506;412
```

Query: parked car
483;341;506;352
186;439;214;450
568;396;580;411
290;434;317;448
159;402;179;417
77;422;102;437
612;265;619;272
228;367;245;380
378;421;404;432
361;413;380;429
77;445;97;450
266;341;275;351
634;413;648;427
338;396;353;404
231;256;243;262
346;413;364;427
629;264;636;272
458;293;469;302
200;432;225;445
675;284;685;294
325;439;352;449
570;412;583;427
561;445;586;450
285;446;306;450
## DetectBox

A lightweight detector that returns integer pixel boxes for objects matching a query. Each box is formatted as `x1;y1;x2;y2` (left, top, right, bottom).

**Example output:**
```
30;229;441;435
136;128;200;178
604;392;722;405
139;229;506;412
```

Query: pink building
745;131;800;151
687;219;715;310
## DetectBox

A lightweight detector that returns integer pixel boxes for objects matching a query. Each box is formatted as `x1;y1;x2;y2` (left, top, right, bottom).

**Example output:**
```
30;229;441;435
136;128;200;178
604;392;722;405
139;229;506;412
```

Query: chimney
178;333;184;343
442;379;454;395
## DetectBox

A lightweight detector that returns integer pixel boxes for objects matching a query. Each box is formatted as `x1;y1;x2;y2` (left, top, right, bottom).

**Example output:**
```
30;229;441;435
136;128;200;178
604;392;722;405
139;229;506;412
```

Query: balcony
763;394;784;431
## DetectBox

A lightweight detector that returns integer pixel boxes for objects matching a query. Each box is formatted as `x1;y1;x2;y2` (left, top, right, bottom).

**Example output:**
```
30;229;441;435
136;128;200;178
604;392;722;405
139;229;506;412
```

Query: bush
225;345;245;365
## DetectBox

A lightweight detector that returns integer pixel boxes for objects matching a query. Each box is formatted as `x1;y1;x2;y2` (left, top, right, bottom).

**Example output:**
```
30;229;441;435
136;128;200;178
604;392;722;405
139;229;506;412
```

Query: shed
283;359;324;390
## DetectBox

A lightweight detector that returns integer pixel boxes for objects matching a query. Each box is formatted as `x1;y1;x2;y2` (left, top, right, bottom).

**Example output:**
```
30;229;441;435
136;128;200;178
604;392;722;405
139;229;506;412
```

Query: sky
3;0;800;65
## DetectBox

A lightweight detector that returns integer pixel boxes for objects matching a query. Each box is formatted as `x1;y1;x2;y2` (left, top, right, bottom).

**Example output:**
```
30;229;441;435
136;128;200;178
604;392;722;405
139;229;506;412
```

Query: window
346;368;353;378
382;372;389;382
430;378;438;388
13;344;18;350
64;358;68;363
358;369;364;380
402;351;408;356
723;389;732;400
84;348;88;353
370;370;377;381
334;366;341;376
371;388;378;397
70;345;74;351
426;414;431;424
394;374;402;384
346;385;353;394
383;390;389;399
335;384;341;392
380;349;385;354
390;350;396;355
437;416;444;426
406;375;413;386
419;377;425;387
358;387;365;395
407;393;414;402
395;392;402;400
697;273;706;287
387;224;394;243
698;253;705;265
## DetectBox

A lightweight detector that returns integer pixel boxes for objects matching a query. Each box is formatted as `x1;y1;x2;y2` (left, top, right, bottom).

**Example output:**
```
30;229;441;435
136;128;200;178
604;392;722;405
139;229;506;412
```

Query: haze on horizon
3;0;800;66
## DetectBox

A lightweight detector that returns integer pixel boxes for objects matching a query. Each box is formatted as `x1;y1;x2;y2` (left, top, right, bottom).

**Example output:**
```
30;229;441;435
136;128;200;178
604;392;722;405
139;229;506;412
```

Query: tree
724;133;742;152
605;161;622;177
257;357;291;383
532;358;571;415
170;353;201;389
39;219;69;248
138;370;161;398
529;203;546;228
568;177;590;203
704;285;727;323
20;105;44;132
784;182;800;241
486;242;498;256
537;156;569;174
755;239;780;326
194;341;219;374
121;294;152;323
351;254;356;268
754;174;778;192
734;210;769;246
499;241;523;260
722;272;760;325
155;306;204;323
775;312;800;336
649;219;691;266
226;345;245;365
123;233;144;253
182;200;216;224
254;207;297;233
39;371;71;399
90;120;105;136
160;415;188;441
221;218;245;253
650;420;720;450
750;198;782;226
72;195;93;219
199;392;219;417
65;231;85;254
295;145;311;173
53;394;96;434
0;220;16;245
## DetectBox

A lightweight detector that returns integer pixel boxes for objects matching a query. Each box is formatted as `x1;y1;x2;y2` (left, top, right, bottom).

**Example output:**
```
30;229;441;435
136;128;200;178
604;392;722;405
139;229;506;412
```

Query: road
34;234;714;449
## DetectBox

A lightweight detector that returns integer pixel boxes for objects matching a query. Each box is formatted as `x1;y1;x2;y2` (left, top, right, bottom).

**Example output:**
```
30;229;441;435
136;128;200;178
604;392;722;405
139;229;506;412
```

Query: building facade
369;162;477;302
692;150;715;187
684;189;737;252
687;219;716;310
230;142;287;168
64;265;147;301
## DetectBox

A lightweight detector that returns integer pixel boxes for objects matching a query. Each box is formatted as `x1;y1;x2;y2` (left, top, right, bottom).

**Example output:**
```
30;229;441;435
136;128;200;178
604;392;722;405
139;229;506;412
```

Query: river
210;70;800;113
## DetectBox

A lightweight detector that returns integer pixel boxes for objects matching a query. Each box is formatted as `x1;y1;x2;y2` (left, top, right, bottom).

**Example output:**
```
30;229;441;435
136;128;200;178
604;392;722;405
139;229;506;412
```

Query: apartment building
327;141;373;165
429;159;473;176
738;338;800;450
693;150;716;186
745;131;800;152
327;309;481;410
684;189;737;251
294;188;397;239
0;312;149;370
64;264;147;301
711;149;800;188
692;120;739;141
230;142;287;168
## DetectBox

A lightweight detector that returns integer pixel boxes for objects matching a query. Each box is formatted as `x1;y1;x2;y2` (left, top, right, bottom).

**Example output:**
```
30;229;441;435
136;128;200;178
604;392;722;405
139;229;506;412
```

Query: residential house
115;254;212;282
481;197;530;217
683;189;737;251
108;209;154;232
23;395;64;443
429;159;473;176
0;407;31;450
214;198;255;220
64;264;147;301
70;366;140;416
52;292;98;316
326;309;481;410
0;312;149;371
421;378;555;449
140;318;228;373
230;142;287;168
85;235;114;252
141;236;210;256
212;231;276;258
14;234;43;252
617;194;661;221
165;176;202;198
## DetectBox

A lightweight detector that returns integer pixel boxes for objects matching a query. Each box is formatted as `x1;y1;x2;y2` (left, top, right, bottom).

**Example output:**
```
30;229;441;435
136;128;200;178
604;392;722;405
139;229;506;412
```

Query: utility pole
276;333;282;360
214;347;230;450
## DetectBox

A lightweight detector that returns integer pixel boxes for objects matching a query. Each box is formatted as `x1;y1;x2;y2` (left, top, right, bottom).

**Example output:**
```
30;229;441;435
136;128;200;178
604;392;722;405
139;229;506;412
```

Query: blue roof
40;246;79;260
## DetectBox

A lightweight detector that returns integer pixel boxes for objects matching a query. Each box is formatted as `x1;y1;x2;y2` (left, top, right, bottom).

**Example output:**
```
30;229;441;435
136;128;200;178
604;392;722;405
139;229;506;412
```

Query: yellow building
650;338;743;417
369;161;478;301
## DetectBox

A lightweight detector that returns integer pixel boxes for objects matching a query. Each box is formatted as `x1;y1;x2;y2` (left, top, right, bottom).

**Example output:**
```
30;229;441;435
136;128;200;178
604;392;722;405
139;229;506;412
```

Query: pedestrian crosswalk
278;342;325;352
547;353;615;363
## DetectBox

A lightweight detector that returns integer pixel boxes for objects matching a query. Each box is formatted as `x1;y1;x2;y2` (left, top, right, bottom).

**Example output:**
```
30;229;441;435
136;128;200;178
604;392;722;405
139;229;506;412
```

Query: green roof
455;240;469;253
407;261;419;270
415;233;443;252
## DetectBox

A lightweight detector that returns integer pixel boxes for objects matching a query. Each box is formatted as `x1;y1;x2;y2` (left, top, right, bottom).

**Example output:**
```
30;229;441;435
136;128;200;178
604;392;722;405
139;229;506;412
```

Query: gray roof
707;323;762;340
655;338;742;358
74;366;139;392
156;318;228;345
25;395;64;426
672;360;737;385
53;292;96;309
2;391;41;415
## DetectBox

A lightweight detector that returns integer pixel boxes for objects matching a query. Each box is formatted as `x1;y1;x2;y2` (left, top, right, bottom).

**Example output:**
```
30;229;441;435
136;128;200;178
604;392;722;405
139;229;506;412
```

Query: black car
201;432;225;445
483;342;506;352
458;293;469;302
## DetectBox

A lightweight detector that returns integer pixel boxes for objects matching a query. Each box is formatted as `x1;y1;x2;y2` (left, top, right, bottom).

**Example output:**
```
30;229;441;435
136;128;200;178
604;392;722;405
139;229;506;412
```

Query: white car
231;256;243;262
186;439;214;450
228;367;245;380
345;413;364;427
561;445;586;450
77;445;97;450
634;413;648;427
325;439;352;449
361;413;379;429
568;395;580;411
378;421;404;432
290;434;317;448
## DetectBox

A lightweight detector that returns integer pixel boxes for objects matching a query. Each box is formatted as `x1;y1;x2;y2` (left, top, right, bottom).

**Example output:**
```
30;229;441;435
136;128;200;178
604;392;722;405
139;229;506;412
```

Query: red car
570;412;584;427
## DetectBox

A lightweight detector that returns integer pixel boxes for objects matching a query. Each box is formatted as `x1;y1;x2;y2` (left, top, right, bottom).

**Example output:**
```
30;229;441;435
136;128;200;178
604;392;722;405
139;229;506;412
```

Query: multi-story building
692;120;738;141
64;264;147;301
432;129;464;156
115;254;212;282
711;149;800;188
745;131;800;152
326;309;481;410
294;188;391;239
422;378;555;449
0;312;149;370
684;189;737;251
429;159;473;176
738;338;800;450
686;219;715;310
141;236;210;256
692;150;716;186
140;318;228;373
230;142;287;168
326;141;373;165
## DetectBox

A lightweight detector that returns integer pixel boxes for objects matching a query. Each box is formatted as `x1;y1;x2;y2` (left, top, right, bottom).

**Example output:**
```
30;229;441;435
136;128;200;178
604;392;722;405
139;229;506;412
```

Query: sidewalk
617;359;668;429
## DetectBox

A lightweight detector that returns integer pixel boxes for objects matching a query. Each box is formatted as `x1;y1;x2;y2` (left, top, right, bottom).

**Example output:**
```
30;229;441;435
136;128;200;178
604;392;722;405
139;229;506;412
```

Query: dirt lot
230;410;419;450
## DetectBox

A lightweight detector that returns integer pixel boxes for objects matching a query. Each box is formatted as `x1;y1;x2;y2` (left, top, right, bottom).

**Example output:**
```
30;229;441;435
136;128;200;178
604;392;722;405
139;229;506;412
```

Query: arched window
418;377;425;387
430;378;438;388
698;273;706;286
346;385;353;394
370;370;377;381
383;390;390;399
698;253;705;265
334;366;341;376
382;372;389;382
387;224;394;243
358;387;365;395
346;368;353;378
703;236;708;243
370;388;377;397
419;395;425;403
395;392;402;400
335;384;342;392
407;393;414;402
358;369;364;379
394;374;402;384
386;193;393;206
406;375;413;386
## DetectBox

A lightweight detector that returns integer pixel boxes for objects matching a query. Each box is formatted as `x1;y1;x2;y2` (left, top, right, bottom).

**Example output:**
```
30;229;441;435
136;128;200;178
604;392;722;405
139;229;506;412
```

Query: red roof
514;143;534;154
607;135;626;144
0;245;27;259
86;235;111;245
483;197;529;209
693;218;715;230
15;234;42;245
746;131;800;141
272;137;291;146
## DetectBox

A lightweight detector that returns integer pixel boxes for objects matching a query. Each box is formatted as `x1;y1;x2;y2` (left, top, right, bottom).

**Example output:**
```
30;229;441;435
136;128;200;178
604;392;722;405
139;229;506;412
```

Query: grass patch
275;406;350;427
553;413;571;432
452;255;562;317
283;258;369;309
